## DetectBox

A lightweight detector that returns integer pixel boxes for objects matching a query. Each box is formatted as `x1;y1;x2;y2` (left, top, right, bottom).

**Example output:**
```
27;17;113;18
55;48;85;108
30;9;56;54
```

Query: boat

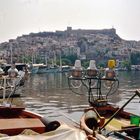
29;64;41;74
0;68;28;99
68;59;140;140
30;64;60;74
37;65;71;73
0;104;61;135
45;65;60;73
37;64;48;74
29;53;71;74
80;90;140;140
58;65;72;73
1;63;27;75
0;104;93;140
68;76;140;140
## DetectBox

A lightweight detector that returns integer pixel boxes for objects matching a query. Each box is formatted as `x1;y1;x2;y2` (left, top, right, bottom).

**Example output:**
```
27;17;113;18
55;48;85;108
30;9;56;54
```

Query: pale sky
0;0;140;43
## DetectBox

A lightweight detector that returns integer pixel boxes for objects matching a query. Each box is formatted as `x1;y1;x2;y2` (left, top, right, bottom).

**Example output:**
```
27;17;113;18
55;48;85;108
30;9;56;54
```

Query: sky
0;0;140;43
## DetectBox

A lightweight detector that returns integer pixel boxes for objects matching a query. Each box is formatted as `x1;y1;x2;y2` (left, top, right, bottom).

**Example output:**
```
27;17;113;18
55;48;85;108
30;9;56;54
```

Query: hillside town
0;27;140;70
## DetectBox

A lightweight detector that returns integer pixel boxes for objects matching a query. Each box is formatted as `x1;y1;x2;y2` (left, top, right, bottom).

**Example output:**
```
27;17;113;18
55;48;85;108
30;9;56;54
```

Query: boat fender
41;117;61;132
85;110;99;131
85;110;105;130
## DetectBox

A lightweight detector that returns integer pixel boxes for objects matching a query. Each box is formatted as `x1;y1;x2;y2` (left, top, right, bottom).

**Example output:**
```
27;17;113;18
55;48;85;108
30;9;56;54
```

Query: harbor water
13;71;140;124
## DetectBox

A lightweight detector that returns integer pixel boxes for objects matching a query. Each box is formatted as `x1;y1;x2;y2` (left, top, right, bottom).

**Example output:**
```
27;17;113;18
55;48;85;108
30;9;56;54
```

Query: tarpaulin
0;124;88;140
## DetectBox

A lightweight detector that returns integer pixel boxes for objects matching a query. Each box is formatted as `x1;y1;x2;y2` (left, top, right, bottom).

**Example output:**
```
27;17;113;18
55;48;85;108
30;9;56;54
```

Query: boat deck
0;107;46;135
0;118;46;135
105;117;132;131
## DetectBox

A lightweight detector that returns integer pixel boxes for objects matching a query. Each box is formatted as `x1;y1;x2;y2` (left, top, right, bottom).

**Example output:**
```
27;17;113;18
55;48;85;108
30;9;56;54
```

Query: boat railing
68;60;140;140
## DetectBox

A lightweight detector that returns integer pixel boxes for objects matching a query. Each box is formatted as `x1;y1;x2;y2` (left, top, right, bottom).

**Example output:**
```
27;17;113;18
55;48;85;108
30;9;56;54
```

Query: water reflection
9;71;140;122
119;71;140;89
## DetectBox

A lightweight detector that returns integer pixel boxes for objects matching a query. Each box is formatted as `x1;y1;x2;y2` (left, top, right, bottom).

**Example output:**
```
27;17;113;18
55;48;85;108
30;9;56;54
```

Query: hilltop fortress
56;27;117;36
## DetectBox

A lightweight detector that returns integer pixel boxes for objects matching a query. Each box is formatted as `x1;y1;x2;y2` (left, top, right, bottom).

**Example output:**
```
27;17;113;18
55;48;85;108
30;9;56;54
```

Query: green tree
62;55;78;65
121;60;131;70
131;52;140;65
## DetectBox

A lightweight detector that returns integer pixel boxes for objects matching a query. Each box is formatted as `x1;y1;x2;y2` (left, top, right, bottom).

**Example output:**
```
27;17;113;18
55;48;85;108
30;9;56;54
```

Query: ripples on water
12;71;140;123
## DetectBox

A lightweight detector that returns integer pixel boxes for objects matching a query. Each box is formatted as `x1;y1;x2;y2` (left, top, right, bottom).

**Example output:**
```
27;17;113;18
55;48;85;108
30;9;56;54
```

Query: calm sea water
15;71;140;124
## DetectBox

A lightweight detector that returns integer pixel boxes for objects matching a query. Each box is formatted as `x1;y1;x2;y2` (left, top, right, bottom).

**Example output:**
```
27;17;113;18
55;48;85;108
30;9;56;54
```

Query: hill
0;27;140;65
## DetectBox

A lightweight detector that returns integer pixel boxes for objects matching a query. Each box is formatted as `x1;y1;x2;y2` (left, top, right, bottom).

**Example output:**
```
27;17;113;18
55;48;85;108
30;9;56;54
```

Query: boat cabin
1;63;27;75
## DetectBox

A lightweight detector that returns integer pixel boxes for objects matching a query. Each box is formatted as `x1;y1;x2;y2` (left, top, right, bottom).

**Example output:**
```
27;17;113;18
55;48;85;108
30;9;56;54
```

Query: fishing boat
58;65;72;73
30;64;60;74
0;105;61;135
29;63;41;74
0;66;28;99
0;100;89;140
1;63;27;75
68;59;140;140
80;90;140;140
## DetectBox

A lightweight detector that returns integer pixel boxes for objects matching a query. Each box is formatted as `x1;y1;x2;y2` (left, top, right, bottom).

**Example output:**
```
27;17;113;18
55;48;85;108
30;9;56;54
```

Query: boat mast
59;51;62;71
10;44;13;64
45;52;48;66
54;50;56;66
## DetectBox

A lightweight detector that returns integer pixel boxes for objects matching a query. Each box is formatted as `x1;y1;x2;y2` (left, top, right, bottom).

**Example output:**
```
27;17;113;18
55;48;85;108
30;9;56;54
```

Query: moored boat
30;64;60;74
1;63;27;75
58;65;72;73
68;59;140;140
0;68;28;99
0;104;91;140
45;65;60;73
30;64;41;74
0;106;61;136
80;90;140;140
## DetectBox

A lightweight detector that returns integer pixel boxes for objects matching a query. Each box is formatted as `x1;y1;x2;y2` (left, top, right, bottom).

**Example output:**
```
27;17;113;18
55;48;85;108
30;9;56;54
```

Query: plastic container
130;115;140;126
